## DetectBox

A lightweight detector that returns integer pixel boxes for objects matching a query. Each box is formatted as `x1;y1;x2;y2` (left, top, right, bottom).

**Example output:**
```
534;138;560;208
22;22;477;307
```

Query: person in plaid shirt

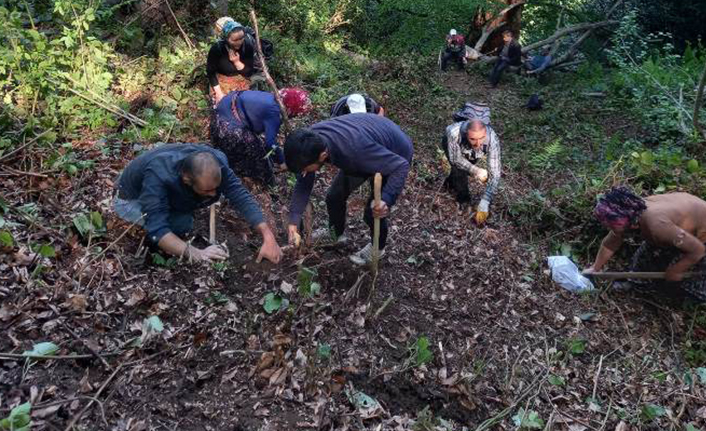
441;118;502;225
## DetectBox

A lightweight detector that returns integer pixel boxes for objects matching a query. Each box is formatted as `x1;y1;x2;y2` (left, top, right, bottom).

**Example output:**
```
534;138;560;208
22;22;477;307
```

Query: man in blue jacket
284;114;413;265
210;90;284;186
114;143;281;263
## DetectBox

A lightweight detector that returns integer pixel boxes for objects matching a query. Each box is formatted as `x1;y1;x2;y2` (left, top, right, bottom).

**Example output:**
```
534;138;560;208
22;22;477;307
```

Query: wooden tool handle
209;204;216;245
371;173;383;273
585;271;699;280
373;173;382;208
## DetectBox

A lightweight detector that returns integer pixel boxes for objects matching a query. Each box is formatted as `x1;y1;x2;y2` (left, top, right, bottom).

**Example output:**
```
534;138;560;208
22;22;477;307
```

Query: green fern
529;139;564;170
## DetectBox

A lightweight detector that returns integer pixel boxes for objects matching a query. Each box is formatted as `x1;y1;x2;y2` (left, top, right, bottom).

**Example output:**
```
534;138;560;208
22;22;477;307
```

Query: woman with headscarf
210;88;310;187
206;19;265;103
586;186;706;300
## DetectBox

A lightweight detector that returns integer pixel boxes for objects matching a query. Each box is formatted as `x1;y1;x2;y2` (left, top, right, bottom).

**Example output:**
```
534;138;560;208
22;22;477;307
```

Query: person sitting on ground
489;29;522;87
210;89;309;186
330;93;385;117
441;29;467;72
523;47;552;75
585;187;706;301
207;19;266;103
441;104;501;225
284;114;413;266
113;143;281;263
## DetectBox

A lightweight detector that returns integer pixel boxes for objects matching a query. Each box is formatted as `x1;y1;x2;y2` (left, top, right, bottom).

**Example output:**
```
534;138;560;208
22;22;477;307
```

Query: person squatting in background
207;18;267;102
441;29;467;72
441;103;501;225
330;93;385;117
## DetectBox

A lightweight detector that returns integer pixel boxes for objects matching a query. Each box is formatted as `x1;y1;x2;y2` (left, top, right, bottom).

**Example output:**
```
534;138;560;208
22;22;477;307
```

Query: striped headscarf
594;186;647;230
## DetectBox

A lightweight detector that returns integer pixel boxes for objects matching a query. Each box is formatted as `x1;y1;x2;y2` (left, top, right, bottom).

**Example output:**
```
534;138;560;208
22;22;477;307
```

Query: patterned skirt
630;241;706;301
209;95;274;186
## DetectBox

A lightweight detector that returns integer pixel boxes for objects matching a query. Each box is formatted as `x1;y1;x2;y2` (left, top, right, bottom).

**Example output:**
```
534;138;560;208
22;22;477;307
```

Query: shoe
311;228;349;245
349;243;385;266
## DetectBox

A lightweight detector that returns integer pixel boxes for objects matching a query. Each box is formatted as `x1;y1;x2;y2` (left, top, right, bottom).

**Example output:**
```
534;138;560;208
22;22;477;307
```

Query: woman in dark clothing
206;20;265;103
210;90;278;186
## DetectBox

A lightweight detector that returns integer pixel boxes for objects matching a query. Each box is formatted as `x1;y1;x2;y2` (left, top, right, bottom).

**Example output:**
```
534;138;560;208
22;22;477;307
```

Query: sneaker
349;243;385;266
311;228;349;245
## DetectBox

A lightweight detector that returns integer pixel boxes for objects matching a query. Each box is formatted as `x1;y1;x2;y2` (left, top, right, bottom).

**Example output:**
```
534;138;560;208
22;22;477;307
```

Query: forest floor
2;66;706;431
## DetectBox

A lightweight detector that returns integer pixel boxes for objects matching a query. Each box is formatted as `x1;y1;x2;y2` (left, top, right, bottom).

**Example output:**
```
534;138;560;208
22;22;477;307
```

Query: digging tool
209;203;217;245
582;271;699;280
371;173;383;275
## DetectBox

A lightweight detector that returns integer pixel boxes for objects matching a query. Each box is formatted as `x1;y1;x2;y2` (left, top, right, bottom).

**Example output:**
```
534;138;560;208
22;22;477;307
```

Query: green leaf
90;211;103;229
687;159;700;174
640;151;654;166
0;230;13;247
23;342;59;357
0;196;8;213
72;213;91;237
686;423;702;431
512;408;544;429
143;316;164;333
548;375;565;386
640;404;666;421
567;338;586;355
263;293;282;314
696;367;706;384
410;336;433;366
38;244;55;258
317;343;331;359
1;402;31;431
297;266;318;297
205;291;229;305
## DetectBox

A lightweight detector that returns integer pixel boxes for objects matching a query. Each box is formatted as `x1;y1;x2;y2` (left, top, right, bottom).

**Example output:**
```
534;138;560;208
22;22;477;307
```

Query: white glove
478;199;489;212
476;168;488;183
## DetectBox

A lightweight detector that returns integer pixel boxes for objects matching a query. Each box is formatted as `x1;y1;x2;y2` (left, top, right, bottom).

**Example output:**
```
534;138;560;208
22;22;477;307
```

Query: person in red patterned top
441;29;467;72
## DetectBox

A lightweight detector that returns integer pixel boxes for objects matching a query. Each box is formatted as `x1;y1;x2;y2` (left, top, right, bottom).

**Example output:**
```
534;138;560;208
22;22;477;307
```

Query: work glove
475;199;489;225
475;168;488;184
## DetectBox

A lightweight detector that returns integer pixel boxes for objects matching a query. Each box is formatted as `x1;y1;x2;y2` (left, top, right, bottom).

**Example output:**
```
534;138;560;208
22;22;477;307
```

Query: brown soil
1;70;705;431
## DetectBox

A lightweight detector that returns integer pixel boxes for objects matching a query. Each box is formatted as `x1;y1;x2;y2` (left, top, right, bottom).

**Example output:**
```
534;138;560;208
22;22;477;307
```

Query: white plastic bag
547;256;594;292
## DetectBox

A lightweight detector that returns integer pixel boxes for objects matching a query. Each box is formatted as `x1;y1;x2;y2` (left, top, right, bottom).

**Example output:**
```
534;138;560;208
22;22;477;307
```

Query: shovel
582;271;698;280
371;173;383;276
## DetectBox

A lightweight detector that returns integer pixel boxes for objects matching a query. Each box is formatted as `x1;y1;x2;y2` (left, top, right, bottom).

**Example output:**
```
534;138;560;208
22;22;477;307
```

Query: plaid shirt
445;121;502;203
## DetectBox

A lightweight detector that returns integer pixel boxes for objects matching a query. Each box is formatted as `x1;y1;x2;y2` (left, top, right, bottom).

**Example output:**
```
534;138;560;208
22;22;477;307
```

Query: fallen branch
0;351;121;360
64;364;123;431
694;60;706;140
523;20;619;53
54;76;147;127
552;0;624;65
163;0;195;50
63;322;113;370
249;8;290;134
474;1;526;52
0;130;51;163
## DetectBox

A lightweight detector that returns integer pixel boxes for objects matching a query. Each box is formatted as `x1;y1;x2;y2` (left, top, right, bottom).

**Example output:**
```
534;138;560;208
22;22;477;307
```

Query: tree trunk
477;0;524;54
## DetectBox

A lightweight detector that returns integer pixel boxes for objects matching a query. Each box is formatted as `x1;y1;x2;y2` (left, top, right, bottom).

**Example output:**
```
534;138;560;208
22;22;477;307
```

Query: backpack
452;102;491;125
243;27;274;60
526;94;543;111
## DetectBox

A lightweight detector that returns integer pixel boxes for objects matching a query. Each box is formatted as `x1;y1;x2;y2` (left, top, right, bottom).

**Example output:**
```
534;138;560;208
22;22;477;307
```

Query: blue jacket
216;91;284;164
116;143;264;243
288;114;413;225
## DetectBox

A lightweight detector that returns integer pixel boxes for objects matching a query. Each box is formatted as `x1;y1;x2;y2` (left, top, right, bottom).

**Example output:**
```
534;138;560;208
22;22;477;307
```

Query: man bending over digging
284;114;413;266
113;143;281;263
585;186;706;300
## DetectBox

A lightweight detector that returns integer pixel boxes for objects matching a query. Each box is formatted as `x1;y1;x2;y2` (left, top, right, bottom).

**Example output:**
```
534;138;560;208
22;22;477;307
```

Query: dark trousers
441;136;472;204
489;60;510;86
326;172;389;249
441;50;464;71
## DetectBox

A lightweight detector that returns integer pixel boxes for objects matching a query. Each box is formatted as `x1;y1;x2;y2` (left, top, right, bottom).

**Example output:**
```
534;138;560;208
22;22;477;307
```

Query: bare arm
589;230;623;271
652;224;706;281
